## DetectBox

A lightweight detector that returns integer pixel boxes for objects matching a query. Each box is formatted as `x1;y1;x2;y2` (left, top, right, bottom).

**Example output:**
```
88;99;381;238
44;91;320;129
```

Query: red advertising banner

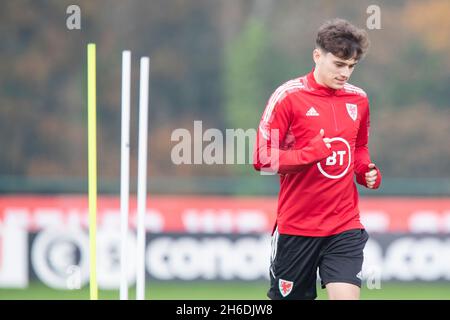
1;195;450;233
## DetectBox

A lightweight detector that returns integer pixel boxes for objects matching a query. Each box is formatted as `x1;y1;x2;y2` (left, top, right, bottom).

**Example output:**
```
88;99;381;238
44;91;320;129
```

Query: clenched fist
365;163;378;189
320;129;331;149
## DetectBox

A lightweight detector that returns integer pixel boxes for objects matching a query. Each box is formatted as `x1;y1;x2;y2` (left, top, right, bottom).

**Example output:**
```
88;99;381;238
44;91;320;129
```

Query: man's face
313;49;358;89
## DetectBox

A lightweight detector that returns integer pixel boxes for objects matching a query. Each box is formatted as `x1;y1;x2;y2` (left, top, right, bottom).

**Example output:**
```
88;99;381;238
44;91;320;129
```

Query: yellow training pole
87;43;98;300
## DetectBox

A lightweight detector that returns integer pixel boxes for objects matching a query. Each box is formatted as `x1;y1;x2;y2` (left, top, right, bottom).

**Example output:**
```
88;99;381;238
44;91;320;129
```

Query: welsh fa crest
279;279;293;297
346;103;358;121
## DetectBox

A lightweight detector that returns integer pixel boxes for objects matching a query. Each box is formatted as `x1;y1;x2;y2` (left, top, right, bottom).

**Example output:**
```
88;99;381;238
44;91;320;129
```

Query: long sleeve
354;100;381;188
253;96;331;174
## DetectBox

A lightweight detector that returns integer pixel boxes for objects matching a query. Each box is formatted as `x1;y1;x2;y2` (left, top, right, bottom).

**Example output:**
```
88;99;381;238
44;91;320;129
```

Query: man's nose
340;67;351;79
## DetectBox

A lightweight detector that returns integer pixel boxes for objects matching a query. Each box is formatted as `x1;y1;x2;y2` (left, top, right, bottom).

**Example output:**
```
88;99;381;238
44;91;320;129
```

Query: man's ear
313;48;321;64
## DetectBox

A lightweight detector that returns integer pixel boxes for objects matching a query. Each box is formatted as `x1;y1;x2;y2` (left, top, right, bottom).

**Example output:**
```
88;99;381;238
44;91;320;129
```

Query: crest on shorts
346;103;358;121
279;279;293;297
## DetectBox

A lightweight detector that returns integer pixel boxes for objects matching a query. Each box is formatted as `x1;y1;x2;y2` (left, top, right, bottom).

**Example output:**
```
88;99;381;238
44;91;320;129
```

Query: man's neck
313;68;327;87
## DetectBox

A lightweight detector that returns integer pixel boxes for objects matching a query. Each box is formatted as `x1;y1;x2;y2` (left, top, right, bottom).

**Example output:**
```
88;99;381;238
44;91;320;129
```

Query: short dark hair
315;18;369;60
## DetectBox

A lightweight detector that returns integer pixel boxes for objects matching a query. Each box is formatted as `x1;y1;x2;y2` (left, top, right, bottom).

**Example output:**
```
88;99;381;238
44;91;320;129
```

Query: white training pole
120;50;131;300
136;57;149;300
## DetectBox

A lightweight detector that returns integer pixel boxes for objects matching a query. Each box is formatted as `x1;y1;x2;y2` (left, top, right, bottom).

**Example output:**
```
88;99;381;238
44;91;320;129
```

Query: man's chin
330;83;345;90
331;78;347;88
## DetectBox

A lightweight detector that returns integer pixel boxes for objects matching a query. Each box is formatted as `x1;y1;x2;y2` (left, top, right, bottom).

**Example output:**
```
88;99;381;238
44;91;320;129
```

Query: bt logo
326;150;347;166
317;137;351;179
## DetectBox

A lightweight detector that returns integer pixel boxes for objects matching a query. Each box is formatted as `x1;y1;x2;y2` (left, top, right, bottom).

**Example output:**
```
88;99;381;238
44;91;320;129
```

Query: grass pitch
0;282;449;300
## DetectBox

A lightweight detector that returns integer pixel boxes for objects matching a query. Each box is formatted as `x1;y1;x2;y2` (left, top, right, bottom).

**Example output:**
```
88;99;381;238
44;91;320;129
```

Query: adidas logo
306;107;319;116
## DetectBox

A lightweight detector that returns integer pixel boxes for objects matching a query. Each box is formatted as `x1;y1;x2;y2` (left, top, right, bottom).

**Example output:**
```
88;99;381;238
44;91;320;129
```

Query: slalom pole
136;57;149;300
120;51;132;300
87;43;98;300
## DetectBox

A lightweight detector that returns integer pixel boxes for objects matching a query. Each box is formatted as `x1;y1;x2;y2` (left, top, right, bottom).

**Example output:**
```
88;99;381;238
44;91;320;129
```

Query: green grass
0;282;449;300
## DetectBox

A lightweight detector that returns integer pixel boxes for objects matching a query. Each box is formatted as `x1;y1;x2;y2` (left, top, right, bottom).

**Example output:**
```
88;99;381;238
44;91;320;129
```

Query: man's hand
320;129;331;149
365;163;378;189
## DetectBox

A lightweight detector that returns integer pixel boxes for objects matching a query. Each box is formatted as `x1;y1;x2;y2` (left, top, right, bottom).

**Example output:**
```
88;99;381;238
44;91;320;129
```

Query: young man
253;18;382;300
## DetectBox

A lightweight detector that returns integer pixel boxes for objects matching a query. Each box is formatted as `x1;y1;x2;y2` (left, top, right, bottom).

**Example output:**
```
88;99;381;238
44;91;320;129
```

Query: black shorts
268;228;369;300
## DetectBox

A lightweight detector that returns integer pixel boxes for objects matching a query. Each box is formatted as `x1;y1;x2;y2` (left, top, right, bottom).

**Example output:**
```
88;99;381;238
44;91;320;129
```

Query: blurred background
0;0;449;299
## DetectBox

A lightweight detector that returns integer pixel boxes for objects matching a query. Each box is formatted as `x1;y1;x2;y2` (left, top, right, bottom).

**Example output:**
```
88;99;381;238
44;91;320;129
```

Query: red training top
253;69;381;237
